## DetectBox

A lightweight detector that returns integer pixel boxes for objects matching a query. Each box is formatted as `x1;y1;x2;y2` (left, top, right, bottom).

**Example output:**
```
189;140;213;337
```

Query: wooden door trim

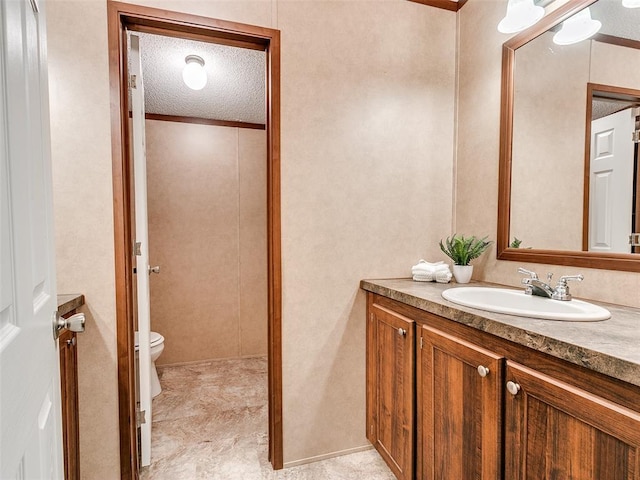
407;0;467;12
107;2;282;477
144;113;265;130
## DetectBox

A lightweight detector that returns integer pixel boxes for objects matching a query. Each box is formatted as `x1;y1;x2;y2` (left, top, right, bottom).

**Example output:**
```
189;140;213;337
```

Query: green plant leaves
439;234;493;266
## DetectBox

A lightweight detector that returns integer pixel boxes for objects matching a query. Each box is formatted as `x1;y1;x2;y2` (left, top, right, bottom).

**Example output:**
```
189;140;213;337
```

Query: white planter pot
452;265;473;284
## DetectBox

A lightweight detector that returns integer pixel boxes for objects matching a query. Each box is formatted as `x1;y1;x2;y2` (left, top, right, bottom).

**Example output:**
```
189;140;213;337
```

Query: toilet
134;331;165;398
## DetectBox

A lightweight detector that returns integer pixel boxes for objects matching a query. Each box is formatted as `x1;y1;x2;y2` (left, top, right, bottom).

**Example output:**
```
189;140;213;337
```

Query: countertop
361;278;640;388
57;294;85;317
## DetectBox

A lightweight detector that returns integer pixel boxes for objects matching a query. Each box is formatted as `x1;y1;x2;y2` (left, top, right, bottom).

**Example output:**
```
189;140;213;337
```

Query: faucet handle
557;274;584;285
552;274;584;301
517;267;538;280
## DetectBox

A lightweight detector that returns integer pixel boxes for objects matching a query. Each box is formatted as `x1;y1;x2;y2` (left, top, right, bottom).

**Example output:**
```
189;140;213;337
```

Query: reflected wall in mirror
498;0;640;271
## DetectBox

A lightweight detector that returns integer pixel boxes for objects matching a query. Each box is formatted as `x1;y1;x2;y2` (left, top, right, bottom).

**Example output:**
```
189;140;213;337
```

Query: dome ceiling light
182;55;207;91
498;0;545;34
553;7;602;45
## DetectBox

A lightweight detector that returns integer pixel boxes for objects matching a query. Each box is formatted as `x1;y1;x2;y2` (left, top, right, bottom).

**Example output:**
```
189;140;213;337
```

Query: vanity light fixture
498;0;545;34
182;55;207;91
552;8;601;45
622;0;640;8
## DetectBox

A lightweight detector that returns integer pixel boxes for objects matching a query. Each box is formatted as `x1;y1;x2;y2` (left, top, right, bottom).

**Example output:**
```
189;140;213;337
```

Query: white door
0;0;63;478
129;33;153;467
589;108;635;253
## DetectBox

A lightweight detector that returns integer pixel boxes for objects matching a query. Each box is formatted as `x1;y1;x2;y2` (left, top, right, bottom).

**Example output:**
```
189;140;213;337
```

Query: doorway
584;83;640;254
107;2;282;477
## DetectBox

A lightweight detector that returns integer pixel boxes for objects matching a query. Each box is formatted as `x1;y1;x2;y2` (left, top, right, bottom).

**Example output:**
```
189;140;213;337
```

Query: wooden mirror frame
497;0;640;273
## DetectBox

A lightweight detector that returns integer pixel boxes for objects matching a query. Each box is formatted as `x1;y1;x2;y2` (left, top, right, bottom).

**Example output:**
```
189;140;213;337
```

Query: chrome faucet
517;268;584;301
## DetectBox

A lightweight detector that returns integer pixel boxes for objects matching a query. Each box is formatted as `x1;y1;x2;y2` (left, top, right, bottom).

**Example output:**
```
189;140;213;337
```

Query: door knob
477;365;490;377
66;313;86;333
397;327;406;336
506;381;521;396
148;265;161;274
53;312;86;339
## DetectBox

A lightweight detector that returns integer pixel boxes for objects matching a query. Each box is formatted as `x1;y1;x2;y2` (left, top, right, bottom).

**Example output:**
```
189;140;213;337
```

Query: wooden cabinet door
505;361;640;480
367;303;415;480
59;329;80;480
418;325;503;480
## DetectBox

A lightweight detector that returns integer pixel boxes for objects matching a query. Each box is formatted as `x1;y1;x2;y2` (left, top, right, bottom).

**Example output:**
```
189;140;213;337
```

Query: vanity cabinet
417;325;503;480
367;302;415;480
57;294;84;480
59;328;80;480
366;292;640;480
504;362;640;480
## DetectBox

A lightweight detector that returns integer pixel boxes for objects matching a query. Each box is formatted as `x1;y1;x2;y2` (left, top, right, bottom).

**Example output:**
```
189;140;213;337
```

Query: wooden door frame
107;2;282;477
582;83;640;253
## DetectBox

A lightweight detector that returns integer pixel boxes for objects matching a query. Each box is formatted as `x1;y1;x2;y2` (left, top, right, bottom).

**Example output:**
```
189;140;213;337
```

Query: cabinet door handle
397;327;406;336
477;365;490;377
506;381;521;396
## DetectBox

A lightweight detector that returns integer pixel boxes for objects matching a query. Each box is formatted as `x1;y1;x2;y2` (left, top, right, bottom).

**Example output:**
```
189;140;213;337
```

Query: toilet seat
134;331;164;349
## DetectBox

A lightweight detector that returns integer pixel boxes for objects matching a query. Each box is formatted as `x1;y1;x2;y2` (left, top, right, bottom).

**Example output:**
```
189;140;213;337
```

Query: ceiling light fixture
622;0;640;8
552;8;601;45
498;0;545;34
182;55;207;91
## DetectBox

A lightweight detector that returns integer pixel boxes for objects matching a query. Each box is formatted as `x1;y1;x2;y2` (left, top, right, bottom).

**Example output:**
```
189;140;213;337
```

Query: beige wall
145;120;267;365
590;40;640;89
456;0;640;307
47;1;119;477
48;0;457;476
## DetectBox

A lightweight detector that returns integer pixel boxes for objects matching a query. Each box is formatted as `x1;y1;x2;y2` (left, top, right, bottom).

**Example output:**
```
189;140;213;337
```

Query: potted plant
439;234;493;283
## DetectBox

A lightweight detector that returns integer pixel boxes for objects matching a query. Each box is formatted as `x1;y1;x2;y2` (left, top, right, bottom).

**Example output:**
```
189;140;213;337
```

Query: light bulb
553;8;601;45
498;0;545;34
182;55;207;91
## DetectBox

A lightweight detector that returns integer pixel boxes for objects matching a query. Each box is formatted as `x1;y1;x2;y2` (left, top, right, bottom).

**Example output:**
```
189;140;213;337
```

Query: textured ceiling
592;99;637;120
135;32;266;124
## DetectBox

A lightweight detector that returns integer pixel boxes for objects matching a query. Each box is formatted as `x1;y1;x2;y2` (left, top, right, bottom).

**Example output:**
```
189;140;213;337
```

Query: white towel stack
411;260;452;283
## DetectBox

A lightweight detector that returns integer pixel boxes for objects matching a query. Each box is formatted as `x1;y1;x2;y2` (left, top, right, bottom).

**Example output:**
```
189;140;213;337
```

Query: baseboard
283;445;374;469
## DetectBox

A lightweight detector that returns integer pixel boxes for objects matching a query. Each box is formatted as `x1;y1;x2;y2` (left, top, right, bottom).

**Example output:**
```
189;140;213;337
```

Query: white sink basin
442;287;610;322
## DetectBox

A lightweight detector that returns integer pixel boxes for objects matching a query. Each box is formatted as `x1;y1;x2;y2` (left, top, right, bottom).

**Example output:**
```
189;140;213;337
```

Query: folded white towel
412;260;452;284
413;271;452;283
415;260;444;267
412;259;450;274
413;274;435;282
413;272;435;282
434;270;452;284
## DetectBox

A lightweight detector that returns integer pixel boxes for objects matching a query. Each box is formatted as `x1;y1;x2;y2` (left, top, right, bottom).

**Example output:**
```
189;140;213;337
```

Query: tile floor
140;356;396;480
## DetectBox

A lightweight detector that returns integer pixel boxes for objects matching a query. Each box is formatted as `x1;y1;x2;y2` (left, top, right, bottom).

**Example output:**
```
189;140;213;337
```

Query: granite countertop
57;294;85;317
361;278;640;388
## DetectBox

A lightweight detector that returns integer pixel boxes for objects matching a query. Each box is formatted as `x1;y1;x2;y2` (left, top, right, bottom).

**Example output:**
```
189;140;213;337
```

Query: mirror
498;0;640;272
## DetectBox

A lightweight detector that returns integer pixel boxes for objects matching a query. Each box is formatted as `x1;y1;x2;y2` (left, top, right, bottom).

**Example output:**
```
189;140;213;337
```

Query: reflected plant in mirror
498;0;640;272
